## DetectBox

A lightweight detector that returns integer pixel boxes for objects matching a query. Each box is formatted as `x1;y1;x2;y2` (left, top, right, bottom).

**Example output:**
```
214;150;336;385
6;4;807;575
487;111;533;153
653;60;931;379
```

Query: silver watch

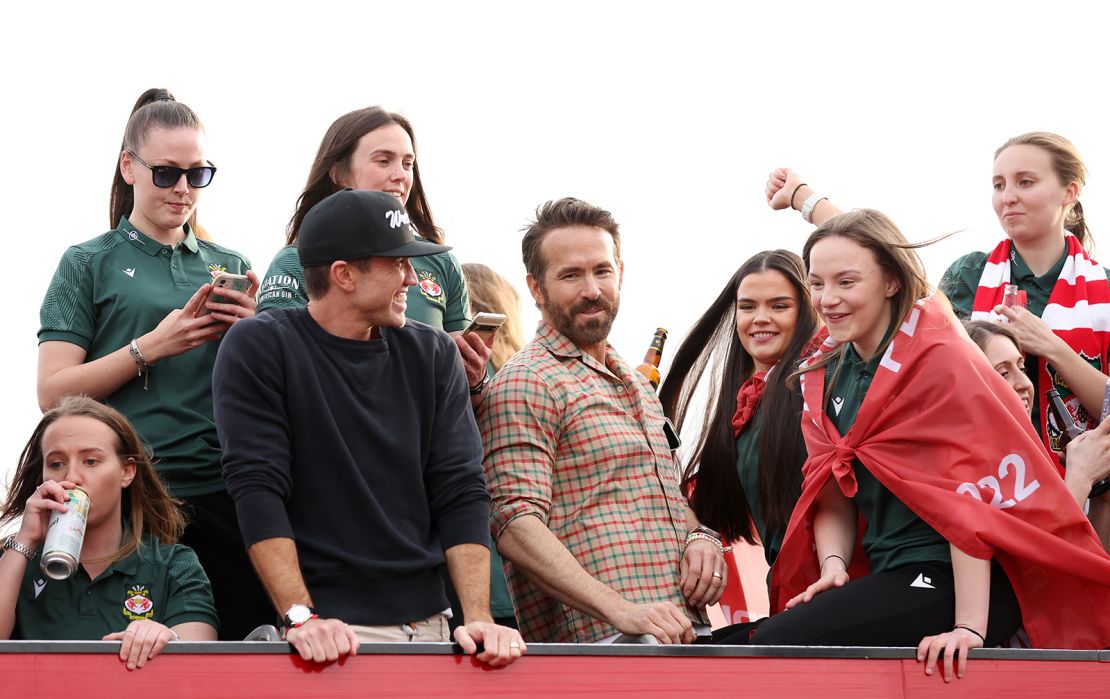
3;536;36;561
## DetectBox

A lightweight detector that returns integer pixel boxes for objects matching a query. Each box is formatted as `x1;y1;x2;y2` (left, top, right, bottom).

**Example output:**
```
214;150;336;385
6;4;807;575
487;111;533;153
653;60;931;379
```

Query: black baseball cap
297;189;451;266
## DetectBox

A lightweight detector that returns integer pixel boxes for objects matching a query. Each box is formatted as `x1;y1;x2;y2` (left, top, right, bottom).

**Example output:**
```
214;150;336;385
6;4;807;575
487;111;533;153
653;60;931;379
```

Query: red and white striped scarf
970;235;1110;451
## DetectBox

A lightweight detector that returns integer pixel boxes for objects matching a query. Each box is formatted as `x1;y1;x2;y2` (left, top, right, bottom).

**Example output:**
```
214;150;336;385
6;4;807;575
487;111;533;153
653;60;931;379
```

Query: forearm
247;538;312;615
950;545;991;635
445;543;494;624
170;621;217;641
1042;347;1107;418
497;514;628;625
37;342;140;410
788;184;844;228
813;479;857;566
0;548;33;638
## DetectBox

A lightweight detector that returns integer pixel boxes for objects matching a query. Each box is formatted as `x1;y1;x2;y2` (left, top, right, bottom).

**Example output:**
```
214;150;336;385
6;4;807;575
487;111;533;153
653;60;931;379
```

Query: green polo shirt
38;217;251;496
735;409;803;566
825;343;950;572
12;534;218;639
940;242;1110;433
257;243;471;331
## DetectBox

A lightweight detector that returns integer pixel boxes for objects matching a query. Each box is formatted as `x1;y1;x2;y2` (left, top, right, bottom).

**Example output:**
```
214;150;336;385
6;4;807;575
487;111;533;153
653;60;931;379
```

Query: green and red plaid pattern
477;322;691;643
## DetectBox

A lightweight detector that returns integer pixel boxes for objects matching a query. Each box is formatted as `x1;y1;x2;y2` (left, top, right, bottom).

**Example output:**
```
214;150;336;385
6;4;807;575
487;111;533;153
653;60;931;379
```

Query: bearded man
476;197;726;644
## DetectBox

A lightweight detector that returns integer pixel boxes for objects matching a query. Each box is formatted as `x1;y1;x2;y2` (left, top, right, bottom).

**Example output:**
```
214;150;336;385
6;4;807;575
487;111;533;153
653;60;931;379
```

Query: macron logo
33;578;46;599
910;573;935;589
122;268;136;278
832;396;845;415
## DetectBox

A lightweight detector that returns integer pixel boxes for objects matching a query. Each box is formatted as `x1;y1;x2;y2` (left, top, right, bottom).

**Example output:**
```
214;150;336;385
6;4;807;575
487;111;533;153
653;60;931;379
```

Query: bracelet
821;553;848;570
789;182;808;210
801;193;829;224
954;624;985;643
3;535;36;561
469;373;490;396
684;531;723;551
129;338;154;391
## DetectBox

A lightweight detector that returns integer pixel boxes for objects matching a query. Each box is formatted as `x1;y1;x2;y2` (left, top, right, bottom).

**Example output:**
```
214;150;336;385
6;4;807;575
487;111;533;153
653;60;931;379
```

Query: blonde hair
462;263;526;370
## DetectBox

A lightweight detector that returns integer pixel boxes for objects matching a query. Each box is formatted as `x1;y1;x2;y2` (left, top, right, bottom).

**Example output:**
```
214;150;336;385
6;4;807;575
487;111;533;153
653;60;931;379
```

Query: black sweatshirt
213;307;490;625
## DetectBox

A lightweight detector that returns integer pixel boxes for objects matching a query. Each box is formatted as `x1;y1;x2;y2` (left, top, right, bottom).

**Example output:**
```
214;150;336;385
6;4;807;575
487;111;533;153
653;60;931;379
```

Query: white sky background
1;0;1107;494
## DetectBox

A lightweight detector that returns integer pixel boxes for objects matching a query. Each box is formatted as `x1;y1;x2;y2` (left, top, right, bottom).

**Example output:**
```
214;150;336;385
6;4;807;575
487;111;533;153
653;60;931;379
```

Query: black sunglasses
128;151;217;188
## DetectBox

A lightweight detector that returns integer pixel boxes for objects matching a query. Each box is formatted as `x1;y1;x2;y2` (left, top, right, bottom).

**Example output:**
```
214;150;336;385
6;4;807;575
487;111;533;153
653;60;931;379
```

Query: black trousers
737;561;1022;647
180;490;274;640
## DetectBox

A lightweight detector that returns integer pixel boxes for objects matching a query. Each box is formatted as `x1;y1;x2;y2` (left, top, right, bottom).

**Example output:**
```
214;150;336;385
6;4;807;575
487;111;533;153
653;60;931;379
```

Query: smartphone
195;272;251;317
463;312;507;343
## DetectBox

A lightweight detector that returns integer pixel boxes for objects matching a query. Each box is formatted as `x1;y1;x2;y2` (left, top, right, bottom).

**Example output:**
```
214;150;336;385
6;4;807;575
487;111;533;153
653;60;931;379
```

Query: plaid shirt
477;322;691;643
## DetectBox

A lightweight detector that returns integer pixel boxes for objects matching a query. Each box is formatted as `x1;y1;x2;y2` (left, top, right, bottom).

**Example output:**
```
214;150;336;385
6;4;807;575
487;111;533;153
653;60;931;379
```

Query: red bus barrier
1;642;1107;698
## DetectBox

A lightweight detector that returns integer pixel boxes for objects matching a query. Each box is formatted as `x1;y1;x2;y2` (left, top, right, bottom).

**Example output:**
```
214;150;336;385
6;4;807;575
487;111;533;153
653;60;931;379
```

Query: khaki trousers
349;613;451;642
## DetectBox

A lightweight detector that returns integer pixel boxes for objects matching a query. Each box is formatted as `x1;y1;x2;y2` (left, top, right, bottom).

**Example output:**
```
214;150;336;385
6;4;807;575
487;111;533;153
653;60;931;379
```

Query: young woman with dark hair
660;250;819;561
36;88;269;639
756;209;1110;682
1;396;217;669
258;107;493;396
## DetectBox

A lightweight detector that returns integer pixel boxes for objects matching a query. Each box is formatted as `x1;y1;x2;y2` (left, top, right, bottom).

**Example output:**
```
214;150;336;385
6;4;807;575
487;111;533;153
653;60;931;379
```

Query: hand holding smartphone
463;312;507;345
195;272;251;317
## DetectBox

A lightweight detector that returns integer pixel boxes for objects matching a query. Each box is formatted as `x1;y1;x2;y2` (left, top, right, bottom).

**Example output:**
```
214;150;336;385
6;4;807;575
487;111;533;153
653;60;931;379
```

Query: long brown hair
1;396;186;564
800;209;932;378
462;263;526;370
995;131;1091;251
109;88;209;239
287;107;442;245
659;250;819;543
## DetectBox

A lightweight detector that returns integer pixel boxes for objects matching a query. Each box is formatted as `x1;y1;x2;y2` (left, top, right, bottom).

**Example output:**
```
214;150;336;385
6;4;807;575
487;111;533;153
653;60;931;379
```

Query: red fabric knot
731;371;767;438
830;443;858;497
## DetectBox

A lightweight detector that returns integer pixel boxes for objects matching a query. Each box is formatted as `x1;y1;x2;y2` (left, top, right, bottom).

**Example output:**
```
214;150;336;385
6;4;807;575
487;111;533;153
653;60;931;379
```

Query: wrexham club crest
417;270;444;304
123;584;155;620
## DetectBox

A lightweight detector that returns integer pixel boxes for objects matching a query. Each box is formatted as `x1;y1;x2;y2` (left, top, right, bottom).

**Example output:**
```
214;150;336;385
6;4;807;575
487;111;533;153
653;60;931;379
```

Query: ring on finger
510;642;521;649
711;571;723;579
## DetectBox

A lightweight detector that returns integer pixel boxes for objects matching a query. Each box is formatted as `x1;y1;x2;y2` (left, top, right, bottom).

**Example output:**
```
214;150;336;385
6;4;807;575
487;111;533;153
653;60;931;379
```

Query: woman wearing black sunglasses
36;88;270;640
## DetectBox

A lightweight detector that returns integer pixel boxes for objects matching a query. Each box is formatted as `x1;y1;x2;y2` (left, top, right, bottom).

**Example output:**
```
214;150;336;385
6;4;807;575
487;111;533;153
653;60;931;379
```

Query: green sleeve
938;252;987;319
162;545;219;631
441;252;471;332
38;246;96;348
257;246;308;312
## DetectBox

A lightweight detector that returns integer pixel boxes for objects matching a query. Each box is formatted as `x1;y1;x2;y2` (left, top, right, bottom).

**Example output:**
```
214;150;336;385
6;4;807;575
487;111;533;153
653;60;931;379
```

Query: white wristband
801;193;829;224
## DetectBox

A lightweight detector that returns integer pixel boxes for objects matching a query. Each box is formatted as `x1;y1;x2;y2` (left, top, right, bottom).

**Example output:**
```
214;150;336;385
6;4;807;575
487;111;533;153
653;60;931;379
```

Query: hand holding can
40;486;90;580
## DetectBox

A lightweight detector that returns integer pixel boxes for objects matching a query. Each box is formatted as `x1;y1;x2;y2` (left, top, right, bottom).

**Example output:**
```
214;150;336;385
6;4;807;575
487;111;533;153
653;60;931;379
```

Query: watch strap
3;536;36;561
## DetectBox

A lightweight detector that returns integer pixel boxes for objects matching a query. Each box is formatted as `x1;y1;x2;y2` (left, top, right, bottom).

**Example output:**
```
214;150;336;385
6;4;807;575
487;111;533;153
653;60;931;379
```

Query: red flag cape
770;296;1110;649
970;234;1110;451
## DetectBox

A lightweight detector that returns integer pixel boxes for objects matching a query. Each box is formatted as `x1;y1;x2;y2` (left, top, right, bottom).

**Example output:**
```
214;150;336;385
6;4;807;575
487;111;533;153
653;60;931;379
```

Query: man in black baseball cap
297;188;451;266
213;188;525;667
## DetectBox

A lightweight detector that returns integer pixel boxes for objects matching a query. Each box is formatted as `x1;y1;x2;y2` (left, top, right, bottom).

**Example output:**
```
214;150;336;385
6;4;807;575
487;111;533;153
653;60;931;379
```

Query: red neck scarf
770;296;1110;649
970;235;1110;451
731;371;767;438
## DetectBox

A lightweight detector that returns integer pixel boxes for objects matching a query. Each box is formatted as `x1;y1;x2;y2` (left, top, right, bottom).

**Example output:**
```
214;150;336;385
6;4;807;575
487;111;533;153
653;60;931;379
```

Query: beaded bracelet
684;531;723;552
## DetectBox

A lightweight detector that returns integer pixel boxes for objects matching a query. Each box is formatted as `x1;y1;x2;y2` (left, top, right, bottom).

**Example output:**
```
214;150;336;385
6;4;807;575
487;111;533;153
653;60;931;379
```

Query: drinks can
40;486;90;580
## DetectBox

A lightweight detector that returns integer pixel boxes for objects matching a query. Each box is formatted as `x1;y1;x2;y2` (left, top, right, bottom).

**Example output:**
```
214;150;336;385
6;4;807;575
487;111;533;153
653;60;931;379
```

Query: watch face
286;604;313;625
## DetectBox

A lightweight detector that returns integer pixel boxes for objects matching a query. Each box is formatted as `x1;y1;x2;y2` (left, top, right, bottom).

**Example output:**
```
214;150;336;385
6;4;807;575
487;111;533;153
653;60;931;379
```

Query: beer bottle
636;328;668;390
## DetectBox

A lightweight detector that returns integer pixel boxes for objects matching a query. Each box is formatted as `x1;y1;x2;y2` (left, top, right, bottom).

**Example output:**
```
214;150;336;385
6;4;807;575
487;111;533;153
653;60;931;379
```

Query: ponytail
109;89;207;237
